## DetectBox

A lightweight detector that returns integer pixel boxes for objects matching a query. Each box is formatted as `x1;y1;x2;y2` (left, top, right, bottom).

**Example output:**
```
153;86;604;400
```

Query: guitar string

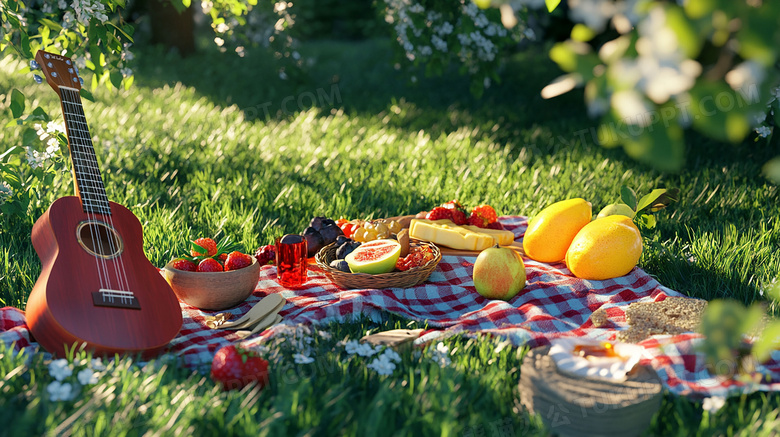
64;87;132;298
60;89;110;293
63;88;129;299
63;88;132;298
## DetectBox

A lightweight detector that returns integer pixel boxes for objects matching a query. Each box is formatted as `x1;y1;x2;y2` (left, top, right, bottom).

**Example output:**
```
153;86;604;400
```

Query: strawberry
471;204;498;224
450;209;467;225
467;212;488;228
426;207;453;221
198;258;224;272
211;344;270;391
441;200;465;211
218;253;228;262
171;258;197;272
191;237;218;257
486;221;505;230
225;251;253;271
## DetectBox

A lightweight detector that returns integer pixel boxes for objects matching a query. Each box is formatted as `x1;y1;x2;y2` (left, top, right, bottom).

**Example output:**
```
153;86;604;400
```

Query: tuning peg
30;60;40;70
34;74;43;84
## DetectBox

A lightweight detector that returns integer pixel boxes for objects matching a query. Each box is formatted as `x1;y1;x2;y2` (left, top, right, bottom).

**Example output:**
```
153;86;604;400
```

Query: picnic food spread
6;81;775;420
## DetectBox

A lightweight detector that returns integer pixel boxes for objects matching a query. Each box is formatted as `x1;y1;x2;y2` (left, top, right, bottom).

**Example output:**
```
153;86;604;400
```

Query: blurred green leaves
540;0;780;173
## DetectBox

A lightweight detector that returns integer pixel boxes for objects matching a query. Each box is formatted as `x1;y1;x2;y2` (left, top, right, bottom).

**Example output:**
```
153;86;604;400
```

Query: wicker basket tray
519;346;663;437
315;241;441;289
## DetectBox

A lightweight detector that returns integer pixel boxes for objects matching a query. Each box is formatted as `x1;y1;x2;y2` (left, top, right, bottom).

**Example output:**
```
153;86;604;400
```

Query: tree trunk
147;0;195;56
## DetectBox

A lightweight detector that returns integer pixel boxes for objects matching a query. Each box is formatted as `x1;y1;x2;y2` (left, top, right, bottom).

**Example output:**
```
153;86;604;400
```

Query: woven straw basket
315;241;441;289
519;346;663;437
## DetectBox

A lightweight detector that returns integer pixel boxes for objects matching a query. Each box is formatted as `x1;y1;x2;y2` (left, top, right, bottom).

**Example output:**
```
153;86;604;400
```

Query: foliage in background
383;0;530;97
699;281;780;385
516;0;780;172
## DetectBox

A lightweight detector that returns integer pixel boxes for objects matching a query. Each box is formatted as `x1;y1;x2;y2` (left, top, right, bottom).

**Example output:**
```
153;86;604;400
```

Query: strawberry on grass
211;344;270;391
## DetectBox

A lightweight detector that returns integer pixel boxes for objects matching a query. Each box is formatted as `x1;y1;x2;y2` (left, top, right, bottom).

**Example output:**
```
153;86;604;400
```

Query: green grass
1;38;780;435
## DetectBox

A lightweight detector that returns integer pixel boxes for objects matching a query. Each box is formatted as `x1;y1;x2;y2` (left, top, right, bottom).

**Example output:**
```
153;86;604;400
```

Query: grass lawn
1;38;780;435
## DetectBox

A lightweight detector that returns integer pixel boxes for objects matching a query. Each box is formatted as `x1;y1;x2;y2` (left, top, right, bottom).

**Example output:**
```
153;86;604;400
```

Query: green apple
596;203;636;219
473;246;526;300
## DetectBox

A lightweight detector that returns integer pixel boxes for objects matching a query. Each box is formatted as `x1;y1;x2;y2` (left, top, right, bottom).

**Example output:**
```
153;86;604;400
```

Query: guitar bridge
92;289;141;310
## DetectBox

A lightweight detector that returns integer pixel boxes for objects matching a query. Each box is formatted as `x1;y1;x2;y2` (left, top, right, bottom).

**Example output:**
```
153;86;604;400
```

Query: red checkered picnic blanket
2;216;779;399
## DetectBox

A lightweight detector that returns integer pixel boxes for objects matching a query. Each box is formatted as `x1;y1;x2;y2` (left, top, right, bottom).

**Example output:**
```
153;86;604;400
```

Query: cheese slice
409;219;494;251
461;225;515;246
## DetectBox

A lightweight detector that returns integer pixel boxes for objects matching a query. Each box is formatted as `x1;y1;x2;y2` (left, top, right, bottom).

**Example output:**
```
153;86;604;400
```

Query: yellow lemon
565;215;642;280
523;198;592;263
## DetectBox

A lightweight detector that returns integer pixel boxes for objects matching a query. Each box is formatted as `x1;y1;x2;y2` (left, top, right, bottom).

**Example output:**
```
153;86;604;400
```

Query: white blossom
0;182;13;204
317;330;332;339
356;343;378;357
120;67;133;77
77;368;98;385
90;358;106;371
430;342;452;367
214;37;225;47
381;348;402;363
293;353;315;364
47;381;76;401
702;396;726;414
345;340;361;355
756;126;773;138
48;359;73;381
215;22;229;33
419;46;433;56
431;35;447;52
367;354;396;375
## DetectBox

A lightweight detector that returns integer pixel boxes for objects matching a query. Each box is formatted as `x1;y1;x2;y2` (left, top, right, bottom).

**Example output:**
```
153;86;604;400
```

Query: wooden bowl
162;258;261;311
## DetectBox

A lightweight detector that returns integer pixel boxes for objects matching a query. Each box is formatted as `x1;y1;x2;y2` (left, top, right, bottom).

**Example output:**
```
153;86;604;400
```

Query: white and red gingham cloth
2;216;779;399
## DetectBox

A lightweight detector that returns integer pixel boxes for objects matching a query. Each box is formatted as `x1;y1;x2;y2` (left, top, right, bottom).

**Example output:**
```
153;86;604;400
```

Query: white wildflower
755;126;773;138
214;37;225;47
120;67;133;77
367;354;396;375
35;123;47;139
317;330;332;339
381;348;402;363
90;358;106;371
439;22;454;35
431;342;452;367
279;70;288;80
58;0;68;8
293;353;315;364
201;1;213;14
345;340;361;355
356;343;378;357
419;46;433;56
77;368;98;385
702;396;726;414
0;182;13;204
47;381;76;401
49;359;73;381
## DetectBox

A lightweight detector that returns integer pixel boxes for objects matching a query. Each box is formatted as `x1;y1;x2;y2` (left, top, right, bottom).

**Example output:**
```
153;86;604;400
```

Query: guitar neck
58;87;112;216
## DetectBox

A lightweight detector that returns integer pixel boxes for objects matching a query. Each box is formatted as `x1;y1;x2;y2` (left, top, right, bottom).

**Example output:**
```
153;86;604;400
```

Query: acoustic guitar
26;50;182;359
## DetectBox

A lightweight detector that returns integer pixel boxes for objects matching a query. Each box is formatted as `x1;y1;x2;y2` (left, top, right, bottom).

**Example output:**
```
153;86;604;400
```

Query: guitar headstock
34;50;82;95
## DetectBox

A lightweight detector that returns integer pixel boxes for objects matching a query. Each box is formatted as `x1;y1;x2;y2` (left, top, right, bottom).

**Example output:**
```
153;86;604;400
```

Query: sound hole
76;221;123;259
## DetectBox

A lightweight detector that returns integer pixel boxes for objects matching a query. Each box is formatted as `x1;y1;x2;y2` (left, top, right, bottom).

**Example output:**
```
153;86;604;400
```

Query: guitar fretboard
59;87;111;215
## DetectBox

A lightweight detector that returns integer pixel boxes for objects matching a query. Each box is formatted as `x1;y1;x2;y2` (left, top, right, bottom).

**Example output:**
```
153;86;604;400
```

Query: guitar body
27;196;182;359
